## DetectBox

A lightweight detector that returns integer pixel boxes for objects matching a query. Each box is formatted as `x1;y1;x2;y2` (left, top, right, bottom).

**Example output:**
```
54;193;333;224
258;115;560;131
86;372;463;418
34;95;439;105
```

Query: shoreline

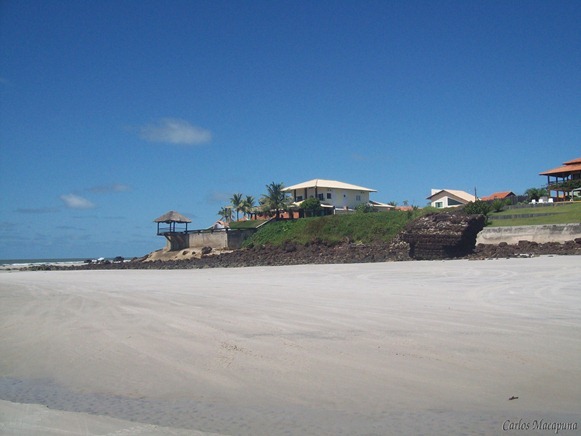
4;238;581;272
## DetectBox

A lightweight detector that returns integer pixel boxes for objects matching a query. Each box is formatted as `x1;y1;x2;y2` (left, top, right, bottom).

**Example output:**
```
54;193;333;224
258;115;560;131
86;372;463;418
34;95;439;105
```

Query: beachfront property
282;179;390;214
427;189;476;208
154;210;192;235
154;210;254;252
540;157;581;201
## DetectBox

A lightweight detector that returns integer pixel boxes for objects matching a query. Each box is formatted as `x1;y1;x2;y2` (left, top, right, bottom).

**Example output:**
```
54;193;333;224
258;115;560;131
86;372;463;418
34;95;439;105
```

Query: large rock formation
397;212;486;260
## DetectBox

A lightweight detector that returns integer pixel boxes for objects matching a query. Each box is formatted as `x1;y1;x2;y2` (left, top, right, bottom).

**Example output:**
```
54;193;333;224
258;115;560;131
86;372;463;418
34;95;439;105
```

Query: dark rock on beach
398;212;486;260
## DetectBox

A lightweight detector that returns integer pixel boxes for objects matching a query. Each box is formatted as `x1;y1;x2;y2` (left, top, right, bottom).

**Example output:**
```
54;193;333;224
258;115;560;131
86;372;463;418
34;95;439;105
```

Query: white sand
1;257;580;435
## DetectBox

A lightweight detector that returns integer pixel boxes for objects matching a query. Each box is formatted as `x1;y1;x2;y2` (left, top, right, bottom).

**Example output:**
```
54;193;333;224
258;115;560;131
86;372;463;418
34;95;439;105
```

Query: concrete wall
476;223;581;245
162;229;256;251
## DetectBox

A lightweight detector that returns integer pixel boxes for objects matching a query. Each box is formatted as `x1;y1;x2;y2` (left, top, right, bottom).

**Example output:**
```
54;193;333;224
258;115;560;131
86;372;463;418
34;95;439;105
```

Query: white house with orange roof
427;189;476;208
283;179;390;211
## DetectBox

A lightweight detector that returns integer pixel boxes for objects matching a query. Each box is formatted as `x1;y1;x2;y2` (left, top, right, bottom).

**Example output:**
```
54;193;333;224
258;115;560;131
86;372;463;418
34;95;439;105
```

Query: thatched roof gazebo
154;210;192;235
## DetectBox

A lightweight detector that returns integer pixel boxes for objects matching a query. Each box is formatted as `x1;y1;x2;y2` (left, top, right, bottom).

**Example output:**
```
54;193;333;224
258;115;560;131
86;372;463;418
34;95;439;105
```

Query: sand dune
1;257;580;435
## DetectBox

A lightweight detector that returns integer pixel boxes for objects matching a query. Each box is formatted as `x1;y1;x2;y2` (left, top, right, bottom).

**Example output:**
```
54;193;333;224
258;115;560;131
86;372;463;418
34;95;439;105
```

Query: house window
435;201;443;208
356;195;361;201
318;193;324;200
326;193;332;199
296;196;303;202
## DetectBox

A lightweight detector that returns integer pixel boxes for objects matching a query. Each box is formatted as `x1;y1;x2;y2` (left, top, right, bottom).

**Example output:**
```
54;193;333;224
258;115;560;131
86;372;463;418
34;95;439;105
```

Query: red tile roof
540;158;581;176
481;191;515;201
563;157;581;165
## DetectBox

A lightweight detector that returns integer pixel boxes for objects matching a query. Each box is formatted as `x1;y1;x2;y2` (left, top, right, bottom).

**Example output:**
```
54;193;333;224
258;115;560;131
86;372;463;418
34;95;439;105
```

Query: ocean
0;257;125;267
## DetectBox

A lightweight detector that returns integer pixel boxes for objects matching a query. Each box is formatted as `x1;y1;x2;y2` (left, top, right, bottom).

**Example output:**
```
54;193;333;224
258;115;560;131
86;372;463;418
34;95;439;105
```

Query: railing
157;227;254;236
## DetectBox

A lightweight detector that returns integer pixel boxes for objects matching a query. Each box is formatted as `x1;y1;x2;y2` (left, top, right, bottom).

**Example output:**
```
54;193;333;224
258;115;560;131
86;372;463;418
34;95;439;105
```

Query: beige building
427;189;476;208
283;179;378;211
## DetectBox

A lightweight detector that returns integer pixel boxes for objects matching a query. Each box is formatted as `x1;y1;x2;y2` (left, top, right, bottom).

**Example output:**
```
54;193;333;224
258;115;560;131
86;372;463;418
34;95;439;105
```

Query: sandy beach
1;256;580;435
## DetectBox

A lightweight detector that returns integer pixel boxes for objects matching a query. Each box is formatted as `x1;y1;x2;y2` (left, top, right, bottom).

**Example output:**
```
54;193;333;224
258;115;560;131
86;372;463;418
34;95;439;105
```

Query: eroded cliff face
394;212;486;260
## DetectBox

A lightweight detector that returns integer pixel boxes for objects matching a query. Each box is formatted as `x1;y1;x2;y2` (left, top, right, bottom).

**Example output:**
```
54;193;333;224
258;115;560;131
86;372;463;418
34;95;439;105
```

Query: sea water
0;257;120;268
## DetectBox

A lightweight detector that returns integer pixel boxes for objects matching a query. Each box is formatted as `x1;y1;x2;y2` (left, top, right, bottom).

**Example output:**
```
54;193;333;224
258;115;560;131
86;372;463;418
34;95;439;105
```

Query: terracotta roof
283;179;376;192
427;189;476;202
563;157;581;165
153;210;192;223
480;191;515;201
540;162;581;176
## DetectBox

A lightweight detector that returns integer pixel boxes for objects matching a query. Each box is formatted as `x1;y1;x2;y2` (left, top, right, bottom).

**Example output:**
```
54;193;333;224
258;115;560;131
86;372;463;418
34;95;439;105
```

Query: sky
1;0;580;259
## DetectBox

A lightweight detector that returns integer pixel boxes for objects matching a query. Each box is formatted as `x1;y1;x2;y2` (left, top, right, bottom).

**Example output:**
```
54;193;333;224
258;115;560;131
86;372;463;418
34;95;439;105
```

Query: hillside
243;210;425;248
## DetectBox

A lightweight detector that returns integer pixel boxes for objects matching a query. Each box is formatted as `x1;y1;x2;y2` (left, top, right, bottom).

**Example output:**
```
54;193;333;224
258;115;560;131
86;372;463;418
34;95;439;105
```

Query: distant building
427;189;476;208
480;191;516;202
540;157;581;201
282;179;378;211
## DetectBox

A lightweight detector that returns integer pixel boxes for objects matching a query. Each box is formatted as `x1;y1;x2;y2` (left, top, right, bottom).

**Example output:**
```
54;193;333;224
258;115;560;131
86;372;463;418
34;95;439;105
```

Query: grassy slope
241;203;580;247
229;220;269;229
488;202;581;227
243;210;424;247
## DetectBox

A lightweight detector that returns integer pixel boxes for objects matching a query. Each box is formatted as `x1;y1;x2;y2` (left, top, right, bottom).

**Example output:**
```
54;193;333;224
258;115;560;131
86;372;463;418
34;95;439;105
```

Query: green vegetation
524;187;548;202
259;182;291;219
462;200;492;217
488;202;581;227
243;209;426;247
230;193;245;221
300;198;322;217
229;220;268;229
354;203;376;213
491;198;511;213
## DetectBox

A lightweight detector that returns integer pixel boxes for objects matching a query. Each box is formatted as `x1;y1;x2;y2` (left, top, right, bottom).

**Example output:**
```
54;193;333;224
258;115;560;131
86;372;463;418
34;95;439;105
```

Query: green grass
243;210;426;247
488;202;581;227
229;220;269;229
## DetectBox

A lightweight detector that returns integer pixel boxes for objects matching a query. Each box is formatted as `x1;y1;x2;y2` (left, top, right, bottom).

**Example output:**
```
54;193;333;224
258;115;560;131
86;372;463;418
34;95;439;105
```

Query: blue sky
1;0;580;259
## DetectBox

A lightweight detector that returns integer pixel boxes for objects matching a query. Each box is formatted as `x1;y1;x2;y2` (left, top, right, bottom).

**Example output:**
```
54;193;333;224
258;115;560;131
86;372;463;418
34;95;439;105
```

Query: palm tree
243;195;255;219
525;187;548;202
261;182;290;220
230;193;245;221
218;206;233;222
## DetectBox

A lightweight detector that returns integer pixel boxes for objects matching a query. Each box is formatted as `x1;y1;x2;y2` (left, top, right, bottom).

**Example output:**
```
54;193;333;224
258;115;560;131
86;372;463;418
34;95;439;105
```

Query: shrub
300;198;322;217
355;203;375;213
491;199;507;213
463;200;492;216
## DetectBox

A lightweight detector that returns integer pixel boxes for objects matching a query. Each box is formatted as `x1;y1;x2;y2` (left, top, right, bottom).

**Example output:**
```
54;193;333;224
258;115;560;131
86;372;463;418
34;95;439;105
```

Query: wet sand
1;257;580;435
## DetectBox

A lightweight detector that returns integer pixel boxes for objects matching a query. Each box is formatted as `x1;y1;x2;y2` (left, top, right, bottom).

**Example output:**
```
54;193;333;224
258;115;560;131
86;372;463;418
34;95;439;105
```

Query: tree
243;195;256;218
218;206;233;222
301;197;322;217
230;193;245;221
355;203;375;213
525;187;548;202
463;200;491;216
491;199;504;213
261;182;290;220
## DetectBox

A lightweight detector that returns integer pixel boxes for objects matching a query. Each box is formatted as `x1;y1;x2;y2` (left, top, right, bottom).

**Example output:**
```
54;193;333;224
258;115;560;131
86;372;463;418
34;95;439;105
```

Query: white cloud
60;194;95;209
139;118;212;145
89;183;131;193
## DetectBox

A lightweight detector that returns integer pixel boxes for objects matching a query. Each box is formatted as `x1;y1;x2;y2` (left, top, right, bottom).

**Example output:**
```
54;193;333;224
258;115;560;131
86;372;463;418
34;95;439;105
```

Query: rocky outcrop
398;213;486;260
470;238;581;259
